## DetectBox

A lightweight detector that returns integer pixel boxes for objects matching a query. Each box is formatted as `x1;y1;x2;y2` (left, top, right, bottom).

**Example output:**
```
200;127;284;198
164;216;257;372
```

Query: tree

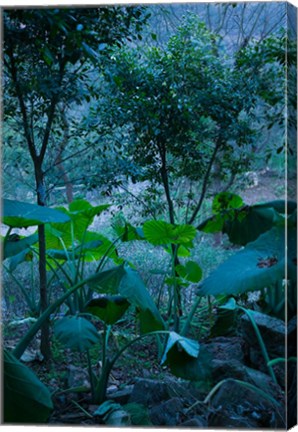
3;6;149;360
91;15;286;329
98;16;265;225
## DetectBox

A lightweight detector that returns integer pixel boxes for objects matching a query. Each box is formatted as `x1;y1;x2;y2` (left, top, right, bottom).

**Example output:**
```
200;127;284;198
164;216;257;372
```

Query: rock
129;378;170;406
179;416;207;427
150;397;183;426
207;378;285;429
108;386;134;404
67;365;90;389
211;359;251;382
203;336;245;363
208;408;260;428
240;311;285;357
245;367;284;402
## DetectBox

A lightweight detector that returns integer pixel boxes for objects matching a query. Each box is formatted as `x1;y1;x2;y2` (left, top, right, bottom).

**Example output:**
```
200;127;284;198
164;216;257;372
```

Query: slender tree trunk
35;164;51;361
158;143;182;331
55;108;73;203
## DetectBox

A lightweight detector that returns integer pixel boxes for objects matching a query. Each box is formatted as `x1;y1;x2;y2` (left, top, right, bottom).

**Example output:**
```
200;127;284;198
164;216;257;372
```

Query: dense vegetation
2;3;297;427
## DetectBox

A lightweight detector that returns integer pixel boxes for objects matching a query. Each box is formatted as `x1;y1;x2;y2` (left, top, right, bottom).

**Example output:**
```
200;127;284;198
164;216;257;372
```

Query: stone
240;311;285;357
207;378;285;429
202;336;245;363
211;359;251;382
150;397;184;426
108;386;134;405
129;378;170;406
245;366;285;404
179;416;207;427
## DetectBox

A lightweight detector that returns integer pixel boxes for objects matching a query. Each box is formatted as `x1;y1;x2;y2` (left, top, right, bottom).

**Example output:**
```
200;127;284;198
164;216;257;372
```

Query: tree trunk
158;143;182;331
35;165;51;361
55;108;73;203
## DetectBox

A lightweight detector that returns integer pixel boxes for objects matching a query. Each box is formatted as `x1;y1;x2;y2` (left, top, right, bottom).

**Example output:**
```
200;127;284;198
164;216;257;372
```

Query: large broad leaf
85;295;130;325
3;232;38;259
83;231;119;263
212;192;244;214
53;199;110;243
198;199;296;246
199;226;296;297
4;349;53;423
175;261;203;283
143;220;196;246
46;199;110;248
88;265;126;295
44;224;72;250
87;265;164;332
7;249;34;272
112;218;144;242
210;298;238;337
161;332;211;381
54;316;99;352
46;240;103;261
3;199;70;228
119;267;165;333
223;206;277;245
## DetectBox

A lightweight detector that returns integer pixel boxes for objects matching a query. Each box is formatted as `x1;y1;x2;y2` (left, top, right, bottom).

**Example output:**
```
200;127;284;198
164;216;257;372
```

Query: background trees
3;3;291;356
3;6;150;359
90;14;285;226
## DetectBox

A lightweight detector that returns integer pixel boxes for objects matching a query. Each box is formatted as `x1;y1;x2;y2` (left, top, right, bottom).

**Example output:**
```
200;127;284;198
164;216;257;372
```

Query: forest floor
3;168;295;427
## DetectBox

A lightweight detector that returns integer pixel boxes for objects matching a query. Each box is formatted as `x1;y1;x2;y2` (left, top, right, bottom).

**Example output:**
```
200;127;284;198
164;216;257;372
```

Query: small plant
53;264;210;404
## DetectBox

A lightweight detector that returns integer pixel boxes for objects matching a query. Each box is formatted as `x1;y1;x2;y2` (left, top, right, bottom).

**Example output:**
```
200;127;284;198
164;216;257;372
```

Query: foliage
198;195;296;245
53;315;100;352
198;196;296;298
4;349;53;423
92;14;286;227
3;198;70;228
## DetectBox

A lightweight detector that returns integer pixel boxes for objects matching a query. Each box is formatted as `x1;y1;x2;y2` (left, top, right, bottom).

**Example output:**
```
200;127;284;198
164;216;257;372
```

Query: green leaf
143;220;196;246
85;295;130;325
198;215;223;234
81;231;119;263
223;206;278;245
256;200;296;214
212;192;243;214
210;298;238;337
199;226;296;296
161;332;211;381
198;200;296;246
82;41;99;62
3;199;70;228
3;232;38;259
54;316;99;352
119;266;165;333
51;200;110;244
4;349;53;423
161;332;199;364
46;240;103;261
219;297;237;310
8;249;34;271
175;261;203;283
113;219;144;242
87;265;126;295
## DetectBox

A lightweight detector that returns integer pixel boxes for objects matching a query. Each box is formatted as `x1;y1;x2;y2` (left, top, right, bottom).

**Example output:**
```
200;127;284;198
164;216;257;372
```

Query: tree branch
38;61;66;164
187;139;222;225
158;142;176;225
6;38;37;161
